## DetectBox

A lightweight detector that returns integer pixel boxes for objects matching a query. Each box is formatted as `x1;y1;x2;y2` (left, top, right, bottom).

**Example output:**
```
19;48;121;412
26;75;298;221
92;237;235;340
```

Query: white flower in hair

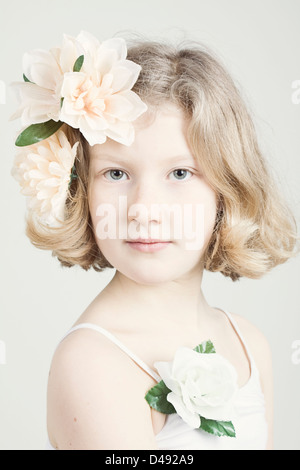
11;31;147;147
60;33;147;146
11;130;79;227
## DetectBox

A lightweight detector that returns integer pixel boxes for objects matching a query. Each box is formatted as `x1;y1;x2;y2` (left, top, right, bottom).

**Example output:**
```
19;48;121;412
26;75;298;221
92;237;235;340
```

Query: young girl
11;31;298;450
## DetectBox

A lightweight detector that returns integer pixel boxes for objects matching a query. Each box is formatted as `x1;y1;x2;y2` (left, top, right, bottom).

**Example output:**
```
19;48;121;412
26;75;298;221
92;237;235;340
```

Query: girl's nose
127;180;163;233
128;187;161;223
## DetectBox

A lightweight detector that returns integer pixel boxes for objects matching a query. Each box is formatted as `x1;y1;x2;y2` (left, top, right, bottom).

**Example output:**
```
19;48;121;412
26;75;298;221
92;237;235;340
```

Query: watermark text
291;340;300;365
95;197;205;250
0;340;6;365
0;80;5;104
291;80;300;104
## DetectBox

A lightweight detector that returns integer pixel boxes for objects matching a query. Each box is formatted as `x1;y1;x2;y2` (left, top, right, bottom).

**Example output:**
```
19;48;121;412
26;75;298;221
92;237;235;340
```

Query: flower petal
80;126;107;146
105;121;134;146
101;38;127;61
77;30;101;55
23;49;61;89
167;392;200;429
110;60;141;93
60;34;84;72
154;361;181;395
105;93;134;117
11;81;60;125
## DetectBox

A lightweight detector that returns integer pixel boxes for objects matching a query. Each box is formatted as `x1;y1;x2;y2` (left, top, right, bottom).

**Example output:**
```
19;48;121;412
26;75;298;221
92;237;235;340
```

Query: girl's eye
102;168;193;181
104;169;128;181
169;169;193;181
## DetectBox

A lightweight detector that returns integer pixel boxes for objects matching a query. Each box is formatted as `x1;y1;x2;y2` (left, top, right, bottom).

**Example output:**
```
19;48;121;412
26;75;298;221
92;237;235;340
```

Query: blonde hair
26;39;299;280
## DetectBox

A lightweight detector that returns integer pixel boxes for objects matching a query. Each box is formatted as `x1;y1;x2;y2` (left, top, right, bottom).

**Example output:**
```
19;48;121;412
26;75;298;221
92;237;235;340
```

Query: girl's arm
47;329;159;450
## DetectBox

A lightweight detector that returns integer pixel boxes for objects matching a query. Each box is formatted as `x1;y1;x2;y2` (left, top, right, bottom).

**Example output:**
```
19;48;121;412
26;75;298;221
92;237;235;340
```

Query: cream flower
10;33;86;126
154;348;238;429
59;35;147;146
11;130;78;226
11;31;147;146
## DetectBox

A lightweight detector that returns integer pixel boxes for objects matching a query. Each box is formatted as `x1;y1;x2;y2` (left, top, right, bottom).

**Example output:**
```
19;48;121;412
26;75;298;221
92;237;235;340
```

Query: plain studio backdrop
0;0;299;450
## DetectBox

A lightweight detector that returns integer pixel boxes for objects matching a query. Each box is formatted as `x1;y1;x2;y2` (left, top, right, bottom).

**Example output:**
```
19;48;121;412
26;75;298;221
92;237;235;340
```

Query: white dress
46;309;268;450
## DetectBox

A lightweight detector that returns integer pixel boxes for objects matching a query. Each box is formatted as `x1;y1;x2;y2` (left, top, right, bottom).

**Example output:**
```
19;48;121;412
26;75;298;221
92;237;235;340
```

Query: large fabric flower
60;34;147;146
154;347;238;429
11;130;78;226
11;31;147;146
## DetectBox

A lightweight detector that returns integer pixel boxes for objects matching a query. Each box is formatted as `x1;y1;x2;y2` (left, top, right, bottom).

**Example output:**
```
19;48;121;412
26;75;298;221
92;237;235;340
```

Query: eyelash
102;168;194;182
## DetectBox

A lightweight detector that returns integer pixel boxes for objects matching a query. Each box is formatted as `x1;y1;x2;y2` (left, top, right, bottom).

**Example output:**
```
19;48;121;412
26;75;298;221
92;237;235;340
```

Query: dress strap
61;322;161;383
216;308;256;374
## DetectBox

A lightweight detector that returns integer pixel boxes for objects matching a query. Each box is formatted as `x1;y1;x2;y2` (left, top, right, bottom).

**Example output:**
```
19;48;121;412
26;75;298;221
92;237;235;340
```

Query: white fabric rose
11;130;78;227
154;347;238;429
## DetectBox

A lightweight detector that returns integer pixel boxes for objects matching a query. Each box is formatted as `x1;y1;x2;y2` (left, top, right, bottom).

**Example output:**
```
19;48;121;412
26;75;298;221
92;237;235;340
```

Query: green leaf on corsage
200;417;236;438
145;380;176;415
73;55;84;72
194;340;216;354
15;120;64;147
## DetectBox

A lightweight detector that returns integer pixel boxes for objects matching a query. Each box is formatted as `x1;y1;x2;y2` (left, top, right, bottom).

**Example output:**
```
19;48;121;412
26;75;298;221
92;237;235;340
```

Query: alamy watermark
0;80;5;104
291;80;300;104
0;340;6;365
95;196;205;250
291;340;300;365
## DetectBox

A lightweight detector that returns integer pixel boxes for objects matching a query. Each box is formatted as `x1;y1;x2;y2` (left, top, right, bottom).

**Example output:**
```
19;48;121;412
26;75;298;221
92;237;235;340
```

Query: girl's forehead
89;104;194;163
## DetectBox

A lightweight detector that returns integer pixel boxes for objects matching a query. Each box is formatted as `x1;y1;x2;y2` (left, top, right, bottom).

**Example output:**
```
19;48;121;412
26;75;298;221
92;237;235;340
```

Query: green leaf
199;417;236;438
15;120;64;147
145;380;176;415
23;73;33;83
194;340;216;354
73;55;84;72
68;165;78;189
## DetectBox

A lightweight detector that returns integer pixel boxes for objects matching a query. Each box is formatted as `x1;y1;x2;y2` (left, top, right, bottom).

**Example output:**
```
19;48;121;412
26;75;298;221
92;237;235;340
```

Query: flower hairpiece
11;130;79;227
11;31;148;226
145;340;238;438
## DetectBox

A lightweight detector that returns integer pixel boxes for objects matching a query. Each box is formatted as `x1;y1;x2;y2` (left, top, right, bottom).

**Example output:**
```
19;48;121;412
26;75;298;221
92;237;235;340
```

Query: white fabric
46;308;268;450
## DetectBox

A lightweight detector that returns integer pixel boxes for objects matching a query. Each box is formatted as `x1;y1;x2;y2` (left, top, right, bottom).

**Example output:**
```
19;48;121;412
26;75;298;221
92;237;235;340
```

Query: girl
11;32;298;450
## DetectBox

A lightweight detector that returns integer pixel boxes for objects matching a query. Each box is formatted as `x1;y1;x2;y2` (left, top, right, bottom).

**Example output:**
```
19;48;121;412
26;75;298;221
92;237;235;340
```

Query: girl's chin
112;264;178;286
114;262;201;286
100;243;204;285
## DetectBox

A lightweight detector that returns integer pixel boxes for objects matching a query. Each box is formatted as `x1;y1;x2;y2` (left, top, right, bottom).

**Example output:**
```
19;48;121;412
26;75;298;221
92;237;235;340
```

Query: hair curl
25;39;299;280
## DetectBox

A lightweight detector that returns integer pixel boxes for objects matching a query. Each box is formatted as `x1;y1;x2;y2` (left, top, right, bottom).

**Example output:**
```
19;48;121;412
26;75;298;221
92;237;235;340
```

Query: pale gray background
0;0;299;450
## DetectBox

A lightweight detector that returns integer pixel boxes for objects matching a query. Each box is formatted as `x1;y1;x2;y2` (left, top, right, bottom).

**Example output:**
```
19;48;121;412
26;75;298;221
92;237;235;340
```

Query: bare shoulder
229;311;273;399
47;327;157;450
230;312;272;364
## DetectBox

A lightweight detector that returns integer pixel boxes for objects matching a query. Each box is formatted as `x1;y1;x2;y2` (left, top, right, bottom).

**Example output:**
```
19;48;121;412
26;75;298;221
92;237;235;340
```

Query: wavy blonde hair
26;39;299;281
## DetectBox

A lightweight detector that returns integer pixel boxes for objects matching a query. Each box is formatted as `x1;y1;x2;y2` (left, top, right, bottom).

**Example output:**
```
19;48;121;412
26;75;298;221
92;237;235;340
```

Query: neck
104;267;213;332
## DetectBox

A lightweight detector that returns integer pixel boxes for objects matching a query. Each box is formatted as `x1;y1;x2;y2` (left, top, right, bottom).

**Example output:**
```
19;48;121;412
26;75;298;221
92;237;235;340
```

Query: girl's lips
126;240;172;253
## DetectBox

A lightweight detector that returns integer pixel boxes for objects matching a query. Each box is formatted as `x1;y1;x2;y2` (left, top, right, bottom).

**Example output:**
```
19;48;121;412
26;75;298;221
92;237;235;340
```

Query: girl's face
88;104;217;285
